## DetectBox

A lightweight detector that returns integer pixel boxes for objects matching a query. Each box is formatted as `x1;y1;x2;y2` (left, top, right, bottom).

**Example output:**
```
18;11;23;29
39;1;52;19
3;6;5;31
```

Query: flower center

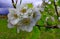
33;12;36;18
21;18;30;26
20;8;26;13
14;14;18;18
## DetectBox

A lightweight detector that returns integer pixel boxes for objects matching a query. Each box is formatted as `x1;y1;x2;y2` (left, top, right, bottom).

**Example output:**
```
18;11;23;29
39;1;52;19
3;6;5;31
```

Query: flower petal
19;25;33;32
17;28;20;33
9;8;16;14
32;9;41;22
8;8;18;20
7;23;14;28
25;20;36;32
25;26;33;32
18;19;36;32
35;11;41;21
10;18;20;25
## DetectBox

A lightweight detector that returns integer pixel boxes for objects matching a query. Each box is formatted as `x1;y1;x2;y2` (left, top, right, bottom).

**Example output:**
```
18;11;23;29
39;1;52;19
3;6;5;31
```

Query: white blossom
45;16;55;22
58;17;60;21
8;3;41;33
57;6;60;16
8;8;22;25
45;17;49;21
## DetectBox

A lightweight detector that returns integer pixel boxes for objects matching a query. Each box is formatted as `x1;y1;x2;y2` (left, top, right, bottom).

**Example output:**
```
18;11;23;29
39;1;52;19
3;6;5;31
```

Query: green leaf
57;0;60;6
46;18;53;26
31;26;40;39
45;27;51;32
27;3;33;8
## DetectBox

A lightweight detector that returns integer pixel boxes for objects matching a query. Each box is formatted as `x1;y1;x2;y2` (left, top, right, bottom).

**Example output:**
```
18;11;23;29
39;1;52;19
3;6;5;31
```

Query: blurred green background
0;19;60;39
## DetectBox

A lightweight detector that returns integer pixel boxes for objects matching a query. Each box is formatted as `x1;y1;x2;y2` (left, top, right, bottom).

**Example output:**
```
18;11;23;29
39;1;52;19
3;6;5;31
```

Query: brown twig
12;0;14;3
54;0;59;19
12;0;16;8
36;24;59;30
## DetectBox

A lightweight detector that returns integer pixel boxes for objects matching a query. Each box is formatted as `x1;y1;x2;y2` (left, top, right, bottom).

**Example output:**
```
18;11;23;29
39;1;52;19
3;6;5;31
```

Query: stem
17;29;19;33
54;0;59;19
12;0;14;3
12;0;16;8
36;25;59;29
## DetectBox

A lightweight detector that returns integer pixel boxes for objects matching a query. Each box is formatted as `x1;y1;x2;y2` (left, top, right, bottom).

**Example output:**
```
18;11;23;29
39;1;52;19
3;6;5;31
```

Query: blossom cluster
7;3;41;33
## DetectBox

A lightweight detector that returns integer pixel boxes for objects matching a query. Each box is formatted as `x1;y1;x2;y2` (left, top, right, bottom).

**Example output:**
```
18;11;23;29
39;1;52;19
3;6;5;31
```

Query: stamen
14;14;18;18
20;9;26;13
33;12;36;18
21;18;30;25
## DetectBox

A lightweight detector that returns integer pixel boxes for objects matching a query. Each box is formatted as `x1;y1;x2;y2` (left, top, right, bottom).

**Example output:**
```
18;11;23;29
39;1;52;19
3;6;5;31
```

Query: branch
54;0;59;19
12;0;14;3
36;24;59;31
12;0;16;8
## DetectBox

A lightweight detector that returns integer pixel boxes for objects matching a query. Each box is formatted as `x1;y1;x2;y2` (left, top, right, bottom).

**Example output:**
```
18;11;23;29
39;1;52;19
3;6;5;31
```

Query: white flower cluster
7;3;41;33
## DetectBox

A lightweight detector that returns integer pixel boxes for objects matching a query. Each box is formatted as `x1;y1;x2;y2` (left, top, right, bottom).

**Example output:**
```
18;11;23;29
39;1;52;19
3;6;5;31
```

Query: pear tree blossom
8;3;41;33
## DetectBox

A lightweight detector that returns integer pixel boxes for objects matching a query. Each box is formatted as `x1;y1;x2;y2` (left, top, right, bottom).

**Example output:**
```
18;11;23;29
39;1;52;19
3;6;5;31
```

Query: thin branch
12;0;14;3
36;25;59;30
12;0;16;8
54;0;59;19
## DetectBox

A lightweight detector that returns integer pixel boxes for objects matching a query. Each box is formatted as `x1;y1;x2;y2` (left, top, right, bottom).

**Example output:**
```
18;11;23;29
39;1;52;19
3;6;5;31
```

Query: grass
0;19;60;39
